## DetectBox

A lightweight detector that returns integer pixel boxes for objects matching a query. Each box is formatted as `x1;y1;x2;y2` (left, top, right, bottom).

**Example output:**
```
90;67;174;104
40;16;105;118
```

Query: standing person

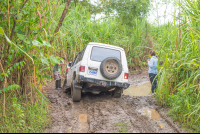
147;51;158;96
53;57;67;89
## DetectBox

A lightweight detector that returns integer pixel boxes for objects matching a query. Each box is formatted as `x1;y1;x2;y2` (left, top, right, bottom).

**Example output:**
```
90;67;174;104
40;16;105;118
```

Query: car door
67;54;79;87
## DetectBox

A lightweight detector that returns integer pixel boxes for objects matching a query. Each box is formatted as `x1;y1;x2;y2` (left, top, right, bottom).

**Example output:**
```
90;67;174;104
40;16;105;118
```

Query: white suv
66;42;130;102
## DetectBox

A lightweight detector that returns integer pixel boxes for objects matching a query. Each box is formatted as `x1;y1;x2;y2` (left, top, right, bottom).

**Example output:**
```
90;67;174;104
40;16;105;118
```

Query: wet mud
44;71;187;133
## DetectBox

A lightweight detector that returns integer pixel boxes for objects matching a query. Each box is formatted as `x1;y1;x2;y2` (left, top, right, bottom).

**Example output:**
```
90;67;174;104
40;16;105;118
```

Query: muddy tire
71;78;81;102
100;57;122;80
113;88;122;98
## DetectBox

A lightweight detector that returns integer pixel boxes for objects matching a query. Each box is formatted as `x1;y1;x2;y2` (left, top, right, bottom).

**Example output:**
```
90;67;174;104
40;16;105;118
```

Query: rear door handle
88;67;98;70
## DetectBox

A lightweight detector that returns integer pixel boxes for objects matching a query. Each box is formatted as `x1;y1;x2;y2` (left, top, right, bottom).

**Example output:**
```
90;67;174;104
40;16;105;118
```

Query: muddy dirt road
44;71;186;133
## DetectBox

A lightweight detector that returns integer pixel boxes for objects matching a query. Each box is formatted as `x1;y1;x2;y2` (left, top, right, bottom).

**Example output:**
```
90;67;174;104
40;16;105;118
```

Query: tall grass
0;1;152;132
151;0;200;132
0;96;49;133
51;4;152;71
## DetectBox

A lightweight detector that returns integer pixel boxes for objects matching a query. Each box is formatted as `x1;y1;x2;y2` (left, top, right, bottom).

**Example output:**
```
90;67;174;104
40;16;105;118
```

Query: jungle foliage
153;0;200;132
0;0;151;132
0;0;199;132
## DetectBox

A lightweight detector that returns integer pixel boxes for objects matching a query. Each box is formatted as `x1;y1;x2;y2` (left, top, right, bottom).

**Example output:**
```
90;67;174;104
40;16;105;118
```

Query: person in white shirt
147;51;158;96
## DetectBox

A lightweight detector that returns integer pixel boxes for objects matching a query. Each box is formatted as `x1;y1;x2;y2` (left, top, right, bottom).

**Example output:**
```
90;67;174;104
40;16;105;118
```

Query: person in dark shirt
53;57;67;89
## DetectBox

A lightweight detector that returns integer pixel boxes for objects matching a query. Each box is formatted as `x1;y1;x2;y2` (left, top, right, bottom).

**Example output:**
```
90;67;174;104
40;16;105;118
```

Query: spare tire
100;57;122;80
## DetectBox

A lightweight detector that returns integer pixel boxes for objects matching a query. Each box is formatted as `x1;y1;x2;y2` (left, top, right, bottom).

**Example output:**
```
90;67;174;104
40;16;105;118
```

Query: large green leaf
32;40;42;47
41;57;49;66
42;41;51;47
0;84;20;93
32;40;52;47
0;27;3;35
0;27;34;64
17;33;26;40
49;56;60;64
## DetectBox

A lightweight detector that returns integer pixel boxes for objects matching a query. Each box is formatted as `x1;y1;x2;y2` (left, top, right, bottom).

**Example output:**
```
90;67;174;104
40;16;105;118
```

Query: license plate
88;70;97;75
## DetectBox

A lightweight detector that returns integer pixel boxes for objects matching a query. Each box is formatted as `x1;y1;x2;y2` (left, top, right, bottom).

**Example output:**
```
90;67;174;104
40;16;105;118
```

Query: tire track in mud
44;71;187;133
155;107;181;133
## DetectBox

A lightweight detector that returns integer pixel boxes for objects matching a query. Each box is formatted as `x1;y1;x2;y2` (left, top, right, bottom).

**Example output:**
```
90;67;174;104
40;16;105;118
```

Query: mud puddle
44;71;187;133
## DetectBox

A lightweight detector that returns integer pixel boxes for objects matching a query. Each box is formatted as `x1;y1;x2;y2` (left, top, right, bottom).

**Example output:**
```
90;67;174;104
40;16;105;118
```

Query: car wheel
113;88;122;98
71;78;81;102
100;57;122;80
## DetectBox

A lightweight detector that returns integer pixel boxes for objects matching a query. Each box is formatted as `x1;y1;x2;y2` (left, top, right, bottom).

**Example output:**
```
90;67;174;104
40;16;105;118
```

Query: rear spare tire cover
100;57;122;80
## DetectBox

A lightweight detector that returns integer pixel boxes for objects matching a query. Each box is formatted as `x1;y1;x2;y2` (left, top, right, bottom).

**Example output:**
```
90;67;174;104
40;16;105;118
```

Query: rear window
90;46;121;62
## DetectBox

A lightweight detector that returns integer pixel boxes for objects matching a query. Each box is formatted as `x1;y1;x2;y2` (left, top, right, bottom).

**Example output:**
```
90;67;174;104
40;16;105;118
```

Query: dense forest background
0;0;199;132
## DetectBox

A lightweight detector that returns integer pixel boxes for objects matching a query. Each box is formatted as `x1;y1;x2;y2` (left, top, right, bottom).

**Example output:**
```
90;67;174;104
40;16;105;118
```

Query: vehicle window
76;51;82;63
75;52;81;64
74;50;85;65
90;46;121;62
68;62;72;67
69;62;72;67
79;46;87;61
71;54;78;67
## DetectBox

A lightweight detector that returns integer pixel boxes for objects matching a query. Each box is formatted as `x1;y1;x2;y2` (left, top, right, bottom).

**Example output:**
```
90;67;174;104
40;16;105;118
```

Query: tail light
124;73;129;79
79;66;85;72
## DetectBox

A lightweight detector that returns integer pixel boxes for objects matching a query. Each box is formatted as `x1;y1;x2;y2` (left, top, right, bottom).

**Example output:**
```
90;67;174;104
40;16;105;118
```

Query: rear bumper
77;75;130;89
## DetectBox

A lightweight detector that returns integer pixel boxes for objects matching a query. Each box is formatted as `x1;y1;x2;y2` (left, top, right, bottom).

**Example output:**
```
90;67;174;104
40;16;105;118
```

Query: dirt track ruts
44;71;187;133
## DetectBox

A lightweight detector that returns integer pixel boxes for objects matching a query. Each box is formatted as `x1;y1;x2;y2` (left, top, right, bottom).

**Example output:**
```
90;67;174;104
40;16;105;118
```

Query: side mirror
68;62;72;67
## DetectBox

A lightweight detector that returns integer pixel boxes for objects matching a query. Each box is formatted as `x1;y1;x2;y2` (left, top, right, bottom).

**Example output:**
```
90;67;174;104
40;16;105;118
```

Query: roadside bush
152;0;200;132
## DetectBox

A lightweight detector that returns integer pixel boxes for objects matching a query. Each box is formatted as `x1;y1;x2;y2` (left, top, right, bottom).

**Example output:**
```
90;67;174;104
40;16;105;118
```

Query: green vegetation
115;122;128;133
153;0;200;132
0;0;199;132
59;6;151;70
0;0;151;132
0;97;49;133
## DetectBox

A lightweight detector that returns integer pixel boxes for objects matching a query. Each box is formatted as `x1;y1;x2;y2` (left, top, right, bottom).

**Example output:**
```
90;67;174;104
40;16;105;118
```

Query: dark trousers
149;73;157;93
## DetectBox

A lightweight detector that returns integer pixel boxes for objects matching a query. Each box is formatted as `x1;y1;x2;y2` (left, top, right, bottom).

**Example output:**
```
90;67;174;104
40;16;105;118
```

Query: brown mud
44;71;187;133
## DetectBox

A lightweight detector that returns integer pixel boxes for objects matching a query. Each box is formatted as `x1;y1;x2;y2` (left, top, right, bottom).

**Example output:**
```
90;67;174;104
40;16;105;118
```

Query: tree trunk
50;0;72;44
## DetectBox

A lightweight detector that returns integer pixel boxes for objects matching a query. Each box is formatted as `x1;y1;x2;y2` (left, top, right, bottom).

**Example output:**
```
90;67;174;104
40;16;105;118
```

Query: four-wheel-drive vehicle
66;42;130;102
